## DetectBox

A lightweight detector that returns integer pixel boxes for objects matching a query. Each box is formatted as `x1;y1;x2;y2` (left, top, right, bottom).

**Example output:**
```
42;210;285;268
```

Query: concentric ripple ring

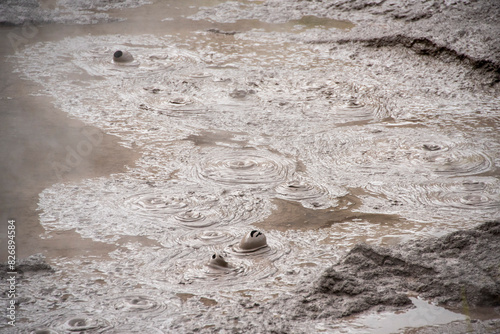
197;149;295;185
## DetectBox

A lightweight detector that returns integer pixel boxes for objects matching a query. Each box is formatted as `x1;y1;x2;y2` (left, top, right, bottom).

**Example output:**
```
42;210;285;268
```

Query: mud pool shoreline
1;0;499;333
0;29;141;262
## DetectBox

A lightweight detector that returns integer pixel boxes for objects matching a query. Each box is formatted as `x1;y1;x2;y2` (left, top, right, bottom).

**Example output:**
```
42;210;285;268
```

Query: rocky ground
277;220;500;320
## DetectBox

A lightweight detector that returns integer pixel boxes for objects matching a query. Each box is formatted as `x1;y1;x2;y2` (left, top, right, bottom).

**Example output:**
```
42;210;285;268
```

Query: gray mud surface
193;0;500;87
2;222;500;332
0;0;150;25
1;0;500;333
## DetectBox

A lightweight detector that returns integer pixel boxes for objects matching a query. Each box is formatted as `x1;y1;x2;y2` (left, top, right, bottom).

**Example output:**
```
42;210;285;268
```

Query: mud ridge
271;220;500;321
331;35;500;85
0;253;53;277
206;28;239;36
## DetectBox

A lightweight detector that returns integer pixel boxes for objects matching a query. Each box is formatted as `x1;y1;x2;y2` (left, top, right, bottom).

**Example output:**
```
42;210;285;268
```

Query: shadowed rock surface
273;221;500;321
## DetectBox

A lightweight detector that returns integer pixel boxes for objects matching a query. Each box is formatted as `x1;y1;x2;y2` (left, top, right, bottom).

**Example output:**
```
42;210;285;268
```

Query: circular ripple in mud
59;315;110;332
120;189;270;229
122;192;191;217
403;139;493;176
174;210;215;228
189;72;212;78
113;295;162;312
330;99;382;123
139;93;208;117
421;181;500;211
110;295;177;320
30;329;60;334
197;149;295;185
312;131;494;178
112;58;140;67
73;47;140;78
179;231;290;286
421;149;492;176
181;255;278;286
275;176;330;208
224;232;290;261
176;230;237;249
173;195;223;228
369;178;500;213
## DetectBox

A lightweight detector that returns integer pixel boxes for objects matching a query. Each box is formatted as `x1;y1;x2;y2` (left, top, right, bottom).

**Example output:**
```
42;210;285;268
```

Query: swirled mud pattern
123;192;191;216
30;291;181;333
300;83;391;125
181;256;278;286
367;177;500;215
274;175;332;209
38;179;273;246
300;127;495;183
10;4;500;333
194;148;296;186
177;231;290;286
176;230;237;249
36;314;111;333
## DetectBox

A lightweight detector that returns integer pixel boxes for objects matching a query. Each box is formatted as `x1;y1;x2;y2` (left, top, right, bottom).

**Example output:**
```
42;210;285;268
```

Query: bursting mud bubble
2;0;500;333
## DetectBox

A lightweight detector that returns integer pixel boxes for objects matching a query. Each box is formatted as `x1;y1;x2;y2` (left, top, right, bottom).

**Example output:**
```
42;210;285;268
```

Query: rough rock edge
270;221;500;321
206;28;239;36
309;35;500;86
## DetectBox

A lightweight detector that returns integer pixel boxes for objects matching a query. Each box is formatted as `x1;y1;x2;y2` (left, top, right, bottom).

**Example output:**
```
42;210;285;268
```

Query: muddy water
2;0;500;332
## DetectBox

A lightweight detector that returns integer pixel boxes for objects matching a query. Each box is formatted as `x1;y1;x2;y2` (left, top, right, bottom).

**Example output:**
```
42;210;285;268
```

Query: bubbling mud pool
3;0;500;332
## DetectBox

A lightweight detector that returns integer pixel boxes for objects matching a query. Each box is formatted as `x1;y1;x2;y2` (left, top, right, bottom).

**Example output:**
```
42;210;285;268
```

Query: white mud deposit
1;0;500;333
